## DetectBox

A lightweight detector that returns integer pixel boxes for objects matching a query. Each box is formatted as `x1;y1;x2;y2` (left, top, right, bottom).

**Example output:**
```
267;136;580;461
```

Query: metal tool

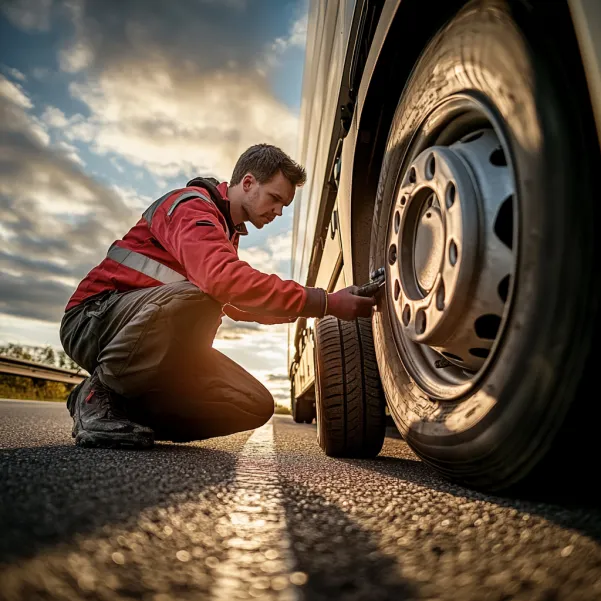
355;267;386;298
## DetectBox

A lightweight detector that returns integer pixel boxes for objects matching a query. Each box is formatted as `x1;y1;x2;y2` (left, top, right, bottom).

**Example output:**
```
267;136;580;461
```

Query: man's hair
230;144;306;187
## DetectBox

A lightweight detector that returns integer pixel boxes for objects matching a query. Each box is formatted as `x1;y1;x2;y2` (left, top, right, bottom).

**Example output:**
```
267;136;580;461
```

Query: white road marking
0;398;62;405
210;420;305;601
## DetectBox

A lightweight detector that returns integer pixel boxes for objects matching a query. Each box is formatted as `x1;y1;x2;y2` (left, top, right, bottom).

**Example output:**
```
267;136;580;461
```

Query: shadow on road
279;474;418;601
0;443;239;565
343;453;601;544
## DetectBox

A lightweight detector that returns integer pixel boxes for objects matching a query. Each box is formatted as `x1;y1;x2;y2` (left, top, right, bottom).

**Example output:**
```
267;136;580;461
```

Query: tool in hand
355;267;386;298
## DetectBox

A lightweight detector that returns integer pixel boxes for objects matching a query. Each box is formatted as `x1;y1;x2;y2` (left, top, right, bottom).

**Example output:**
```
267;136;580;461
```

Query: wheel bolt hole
494;195;514;249
446;182;456;208
394;211;400;233
469;348;490;359
400;195;407;206
408;167;417;184
474;314;501;340
490;147;507;167
449;240;458;266
394;280;400;300
498;275;510;304
436;282;445;311
426;154;436;180
415;309;426;335
388;244;397;265
402;305;411;326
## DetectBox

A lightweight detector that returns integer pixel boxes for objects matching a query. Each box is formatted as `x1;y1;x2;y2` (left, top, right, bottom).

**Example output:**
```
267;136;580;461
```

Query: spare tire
314;316;386;458
369;0;599;491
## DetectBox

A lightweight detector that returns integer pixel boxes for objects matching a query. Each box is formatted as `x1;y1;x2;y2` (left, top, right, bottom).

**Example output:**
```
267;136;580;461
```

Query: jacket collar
217;181;248;236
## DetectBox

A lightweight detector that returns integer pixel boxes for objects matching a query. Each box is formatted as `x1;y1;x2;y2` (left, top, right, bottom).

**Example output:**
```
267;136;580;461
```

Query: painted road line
0;398;63;404
211;420;306;601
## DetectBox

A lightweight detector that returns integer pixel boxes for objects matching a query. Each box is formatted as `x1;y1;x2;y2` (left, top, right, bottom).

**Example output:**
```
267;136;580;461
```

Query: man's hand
326;286;377;321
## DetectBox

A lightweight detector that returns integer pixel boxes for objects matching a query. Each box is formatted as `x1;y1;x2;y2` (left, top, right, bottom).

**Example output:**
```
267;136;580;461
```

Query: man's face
241;170;295;229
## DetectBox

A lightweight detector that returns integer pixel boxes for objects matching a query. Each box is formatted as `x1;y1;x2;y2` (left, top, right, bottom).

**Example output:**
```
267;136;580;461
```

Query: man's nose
274;206;283;217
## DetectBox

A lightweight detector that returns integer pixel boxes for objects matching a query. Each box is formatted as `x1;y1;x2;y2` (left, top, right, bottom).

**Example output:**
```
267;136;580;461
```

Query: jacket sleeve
149;198;325;318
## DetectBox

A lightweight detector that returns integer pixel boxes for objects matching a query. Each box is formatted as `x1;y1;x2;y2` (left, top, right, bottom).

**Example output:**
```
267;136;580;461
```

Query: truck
288;0;601;492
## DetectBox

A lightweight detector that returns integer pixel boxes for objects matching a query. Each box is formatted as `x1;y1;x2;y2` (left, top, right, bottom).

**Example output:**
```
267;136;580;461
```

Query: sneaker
69;371;154;449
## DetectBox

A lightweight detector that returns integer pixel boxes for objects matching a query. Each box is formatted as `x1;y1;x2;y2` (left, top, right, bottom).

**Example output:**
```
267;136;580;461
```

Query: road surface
1;399;600;600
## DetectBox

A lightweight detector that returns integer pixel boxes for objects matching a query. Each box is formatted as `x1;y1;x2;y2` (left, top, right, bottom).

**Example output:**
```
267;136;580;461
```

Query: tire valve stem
435;358;452;369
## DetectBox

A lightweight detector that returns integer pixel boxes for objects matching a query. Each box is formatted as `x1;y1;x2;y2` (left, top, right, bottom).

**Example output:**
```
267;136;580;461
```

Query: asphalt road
1;399;601;601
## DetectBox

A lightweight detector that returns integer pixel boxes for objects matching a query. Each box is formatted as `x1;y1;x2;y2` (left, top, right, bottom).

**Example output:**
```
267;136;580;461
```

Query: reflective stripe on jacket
65;182;324;323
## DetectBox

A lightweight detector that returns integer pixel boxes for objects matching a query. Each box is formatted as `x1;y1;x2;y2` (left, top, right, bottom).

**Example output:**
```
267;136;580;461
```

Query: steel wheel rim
384;93;518;401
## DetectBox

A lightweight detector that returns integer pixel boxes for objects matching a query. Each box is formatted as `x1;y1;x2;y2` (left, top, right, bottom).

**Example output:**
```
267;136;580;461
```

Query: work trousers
59;281;274;441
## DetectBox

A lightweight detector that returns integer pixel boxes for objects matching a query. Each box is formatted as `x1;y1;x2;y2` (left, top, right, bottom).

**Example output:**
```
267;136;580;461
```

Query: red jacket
66;182;325;323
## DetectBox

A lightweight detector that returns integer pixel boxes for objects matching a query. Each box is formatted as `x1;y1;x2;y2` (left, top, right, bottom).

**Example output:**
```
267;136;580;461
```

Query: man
60;144;376;449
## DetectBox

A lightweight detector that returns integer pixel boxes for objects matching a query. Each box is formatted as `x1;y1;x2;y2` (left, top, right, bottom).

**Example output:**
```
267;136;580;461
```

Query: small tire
291;390;314;424
314;316;386;458
295;400;314;424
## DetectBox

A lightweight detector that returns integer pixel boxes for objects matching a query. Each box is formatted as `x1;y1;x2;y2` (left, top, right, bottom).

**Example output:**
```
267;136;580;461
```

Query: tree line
0;343;81;402
0;343;80;371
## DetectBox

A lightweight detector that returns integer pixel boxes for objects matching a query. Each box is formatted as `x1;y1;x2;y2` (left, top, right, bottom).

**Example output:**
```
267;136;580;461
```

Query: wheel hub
387;129;515;372
414;193;444;293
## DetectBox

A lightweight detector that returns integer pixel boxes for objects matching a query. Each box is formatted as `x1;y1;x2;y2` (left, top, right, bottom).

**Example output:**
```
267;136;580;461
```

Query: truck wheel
291;393;314;424
314;316;386;458
369;0;599;491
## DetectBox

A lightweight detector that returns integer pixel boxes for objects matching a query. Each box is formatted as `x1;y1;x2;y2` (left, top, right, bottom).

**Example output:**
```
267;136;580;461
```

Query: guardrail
0;356;86;385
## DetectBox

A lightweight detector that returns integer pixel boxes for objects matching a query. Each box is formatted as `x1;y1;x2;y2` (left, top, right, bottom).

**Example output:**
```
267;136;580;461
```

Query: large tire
369;0;599;491
314;316;386;458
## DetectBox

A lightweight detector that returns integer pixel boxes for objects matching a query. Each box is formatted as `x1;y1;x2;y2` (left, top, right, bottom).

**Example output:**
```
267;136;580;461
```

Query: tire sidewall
369;1;593;480
314;318;330;453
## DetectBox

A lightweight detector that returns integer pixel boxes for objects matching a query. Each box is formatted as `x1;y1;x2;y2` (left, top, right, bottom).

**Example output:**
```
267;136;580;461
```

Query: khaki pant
60;282;274;441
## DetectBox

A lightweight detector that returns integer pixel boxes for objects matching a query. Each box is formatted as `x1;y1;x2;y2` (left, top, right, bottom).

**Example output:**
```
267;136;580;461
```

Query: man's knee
252;382;275;427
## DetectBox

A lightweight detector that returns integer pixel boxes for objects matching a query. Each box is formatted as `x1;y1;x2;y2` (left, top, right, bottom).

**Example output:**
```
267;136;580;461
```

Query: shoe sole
75;430;154;449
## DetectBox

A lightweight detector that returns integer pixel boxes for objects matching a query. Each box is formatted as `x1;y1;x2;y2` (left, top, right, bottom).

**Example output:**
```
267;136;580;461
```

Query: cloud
271;14;308;54
66;69;299;182
32;67;50;80
55;0;269;75
38;0;301;181
109;185;152;213
59;40;93;73
2;66;27;82
266;373;289;381
0;76;32;109
258;12;308;75
238;231;292;278
1;0;54;31
41;106;69;128
0;74;137;323
0;273;73;322
215;317;261;341
214;326;290;382
55;140;84;166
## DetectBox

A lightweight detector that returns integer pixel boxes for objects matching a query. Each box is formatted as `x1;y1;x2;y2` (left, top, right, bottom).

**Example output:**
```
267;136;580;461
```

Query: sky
0;0;309;407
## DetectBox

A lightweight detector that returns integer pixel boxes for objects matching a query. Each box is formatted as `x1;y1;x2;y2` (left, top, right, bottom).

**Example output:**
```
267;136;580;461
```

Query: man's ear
242;173;255;192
